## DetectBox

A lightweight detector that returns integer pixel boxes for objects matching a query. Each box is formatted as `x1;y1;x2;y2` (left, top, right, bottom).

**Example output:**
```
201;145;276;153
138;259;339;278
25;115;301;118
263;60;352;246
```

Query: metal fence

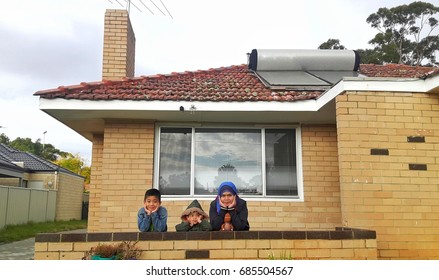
0;185;57;230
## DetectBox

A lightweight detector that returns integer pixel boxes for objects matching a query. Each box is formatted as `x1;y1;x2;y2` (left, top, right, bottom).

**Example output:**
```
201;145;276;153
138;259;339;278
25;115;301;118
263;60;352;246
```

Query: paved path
0;229;86;260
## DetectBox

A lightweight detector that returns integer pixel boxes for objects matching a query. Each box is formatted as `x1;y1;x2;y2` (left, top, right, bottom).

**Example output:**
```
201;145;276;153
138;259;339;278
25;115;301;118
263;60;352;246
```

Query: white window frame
153;123;304;201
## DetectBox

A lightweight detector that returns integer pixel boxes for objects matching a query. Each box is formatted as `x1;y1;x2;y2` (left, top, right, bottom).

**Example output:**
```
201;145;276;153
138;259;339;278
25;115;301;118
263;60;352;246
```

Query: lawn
0;219;87;244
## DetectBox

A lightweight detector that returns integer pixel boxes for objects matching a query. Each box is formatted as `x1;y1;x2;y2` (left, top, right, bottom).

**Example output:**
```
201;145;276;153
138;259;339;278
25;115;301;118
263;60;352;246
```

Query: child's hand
144;207;151;215
188;215;199;226
219;199;227;208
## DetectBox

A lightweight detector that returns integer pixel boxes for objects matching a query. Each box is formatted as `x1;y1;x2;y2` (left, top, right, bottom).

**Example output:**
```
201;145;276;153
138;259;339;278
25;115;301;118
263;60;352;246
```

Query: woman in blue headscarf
209;181;250;231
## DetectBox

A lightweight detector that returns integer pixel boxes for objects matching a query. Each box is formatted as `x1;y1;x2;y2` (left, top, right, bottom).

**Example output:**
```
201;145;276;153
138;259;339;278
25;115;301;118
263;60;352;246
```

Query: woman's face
220;191;234;206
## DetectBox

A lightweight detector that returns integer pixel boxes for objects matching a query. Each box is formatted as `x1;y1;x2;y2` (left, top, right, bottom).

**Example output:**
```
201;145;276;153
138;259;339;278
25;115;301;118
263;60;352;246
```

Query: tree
55;154;91;184
318;38;346;50
0;133;10;144
366;1;439;66
9;137;67;161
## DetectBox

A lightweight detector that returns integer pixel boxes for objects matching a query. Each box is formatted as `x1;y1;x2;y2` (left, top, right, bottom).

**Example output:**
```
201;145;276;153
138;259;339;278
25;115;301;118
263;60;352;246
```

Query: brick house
0;143;85;221
33;9;439;259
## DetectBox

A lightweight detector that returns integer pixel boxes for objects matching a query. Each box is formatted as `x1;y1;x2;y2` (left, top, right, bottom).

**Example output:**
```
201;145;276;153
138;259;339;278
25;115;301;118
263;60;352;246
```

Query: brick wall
301;125;341;229
102;9;135;80
0;173;54;188
88;121;155;232
87;123;343;232
55;173;84;221
336;91;439;259
88;134;104;232
34;228;377;260
0;178;20;187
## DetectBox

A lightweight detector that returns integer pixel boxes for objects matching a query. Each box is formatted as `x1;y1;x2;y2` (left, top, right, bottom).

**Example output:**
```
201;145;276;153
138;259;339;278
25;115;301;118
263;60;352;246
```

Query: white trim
39;98;318;112
317;75;439;110
160;196;302;202
295;126;304;202
154;124;304;201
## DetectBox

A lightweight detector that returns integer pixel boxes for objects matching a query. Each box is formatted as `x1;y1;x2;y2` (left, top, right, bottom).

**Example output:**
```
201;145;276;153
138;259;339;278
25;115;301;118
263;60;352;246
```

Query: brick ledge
35;227;376;243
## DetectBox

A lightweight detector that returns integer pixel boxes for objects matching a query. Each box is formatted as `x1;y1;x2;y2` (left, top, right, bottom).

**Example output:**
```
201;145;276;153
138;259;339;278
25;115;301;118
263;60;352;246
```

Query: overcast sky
0;0;421;164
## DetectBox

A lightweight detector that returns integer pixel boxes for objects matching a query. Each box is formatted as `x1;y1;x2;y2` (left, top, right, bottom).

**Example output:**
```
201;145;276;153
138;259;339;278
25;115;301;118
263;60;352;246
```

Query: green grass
0;219;87;244
268;251;293;260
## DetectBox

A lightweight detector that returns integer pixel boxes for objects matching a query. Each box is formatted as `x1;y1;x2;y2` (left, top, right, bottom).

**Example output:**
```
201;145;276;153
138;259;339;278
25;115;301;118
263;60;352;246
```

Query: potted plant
115;241;142;260
85;243;119;260
83;241;141;260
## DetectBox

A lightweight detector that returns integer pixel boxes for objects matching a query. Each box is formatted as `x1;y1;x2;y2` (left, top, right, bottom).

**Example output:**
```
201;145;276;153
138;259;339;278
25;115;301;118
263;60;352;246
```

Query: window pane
265;129;297;196
159;128;191;195
194;128;262;195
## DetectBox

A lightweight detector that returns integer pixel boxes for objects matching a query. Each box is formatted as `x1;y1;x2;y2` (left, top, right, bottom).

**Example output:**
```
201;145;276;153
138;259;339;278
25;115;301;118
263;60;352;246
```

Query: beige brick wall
0;172;55;188
55;173;84;221
336;91;439;259
88;121;155;232
102;9;135;80
88;134;104;232
300;125;342;229
34;237;376;260
0;178;21;187
87;123;342;232
87;135;104;232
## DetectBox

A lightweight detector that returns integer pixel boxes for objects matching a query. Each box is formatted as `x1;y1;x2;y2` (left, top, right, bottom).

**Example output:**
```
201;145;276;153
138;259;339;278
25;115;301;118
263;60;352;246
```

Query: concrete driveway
0;229;86;260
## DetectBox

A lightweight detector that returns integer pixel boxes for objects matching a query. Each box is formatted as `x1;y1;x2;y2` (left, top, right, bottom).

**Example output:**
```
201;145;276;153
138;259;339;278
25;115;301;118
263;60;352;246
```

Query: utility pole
43;131;47;153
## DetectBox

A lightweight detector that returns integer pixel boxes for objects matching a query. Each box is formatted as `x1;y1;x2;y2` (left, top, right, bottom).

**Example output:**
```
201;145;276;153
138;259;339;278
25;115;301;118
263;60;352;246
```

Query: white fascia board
342;75;439;93
39;98;320;112
316;75;439;110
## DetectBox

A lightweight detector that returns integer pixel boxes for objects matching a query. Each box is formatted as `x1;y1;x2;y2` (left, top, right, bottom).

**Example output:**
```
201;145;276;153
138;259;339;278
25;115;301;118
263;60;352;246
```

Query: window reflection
159;128;191;195
194;128;262;195
158;127;299;197
265;129;298;196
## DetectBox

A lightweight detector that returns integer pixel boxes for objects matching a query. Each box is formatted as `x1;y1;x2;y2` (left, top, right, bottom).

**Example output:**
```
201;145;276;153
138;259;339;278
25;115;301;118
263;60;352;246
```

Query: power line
106;0;173;18
148;0;166;16
124;0;143;13
138;0;154;15
159;0;173;19
114;0;125;8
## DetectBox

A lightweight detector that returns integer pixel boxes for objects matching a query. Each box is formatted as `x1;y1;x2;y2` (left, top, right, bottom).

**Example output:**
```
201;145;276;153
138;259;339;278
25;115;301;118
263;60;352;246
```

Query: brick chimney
102;9;136;80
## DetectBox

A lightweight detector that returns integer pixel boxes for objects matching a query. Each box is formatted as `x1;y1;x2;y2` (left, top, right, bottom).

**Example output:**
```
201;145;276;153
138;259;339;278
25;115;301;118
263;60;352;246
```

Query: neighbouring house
0;143;85;221
33;9;439;259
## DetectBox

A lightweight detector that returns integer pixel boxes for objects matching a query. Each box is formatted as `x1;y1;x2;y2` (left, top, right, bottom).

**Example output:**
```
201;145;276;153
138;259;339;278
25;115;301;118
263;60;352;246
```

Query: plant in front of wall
115;241;142;260
268;251;293;260
83;241;142;260
85;243;119;260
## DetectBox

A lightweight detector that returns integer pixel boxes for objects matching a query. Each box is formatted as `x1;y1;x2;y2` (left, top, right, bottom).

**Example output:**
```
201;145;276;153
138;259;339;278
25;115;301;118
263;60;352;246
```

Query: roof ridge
0;143;82;176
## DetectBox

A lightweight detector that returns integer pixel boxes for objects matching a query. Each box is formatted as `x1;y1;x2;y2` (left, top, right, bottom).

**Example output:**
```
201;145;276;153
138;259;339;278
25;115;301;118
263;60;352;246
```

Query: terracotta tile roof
33;65;321;101
359;64;439;78
34;64;438;102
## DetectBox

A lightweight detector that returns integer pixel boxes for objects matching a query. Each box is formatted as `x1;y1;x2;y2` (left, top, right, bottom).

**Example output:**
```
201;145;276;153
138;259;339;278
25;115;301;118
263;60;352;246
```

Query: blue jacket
137;206;168;232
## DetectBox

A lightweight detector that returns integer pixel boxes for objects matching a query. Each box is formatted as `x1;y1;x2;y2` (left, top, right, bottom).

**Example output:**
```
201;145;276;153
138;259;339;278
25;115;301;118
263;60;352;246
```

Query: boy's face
144;195;161;212
188;212;201;223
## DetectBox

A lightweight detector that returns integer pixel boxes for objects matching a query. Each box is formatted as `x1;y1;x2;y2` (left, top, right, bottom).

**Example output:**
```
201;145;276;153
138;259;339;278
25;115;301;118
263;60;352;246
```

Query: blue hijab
216;181;239;214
